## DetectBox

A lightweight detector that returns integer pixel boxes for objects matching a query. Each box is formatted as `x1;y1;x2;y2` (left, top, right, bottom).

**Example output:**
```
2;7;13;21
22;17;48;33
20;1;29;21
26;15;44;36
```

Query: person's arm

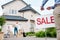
41;0;48;7
41;0;48;10
51;4;56;9
46;4;56;10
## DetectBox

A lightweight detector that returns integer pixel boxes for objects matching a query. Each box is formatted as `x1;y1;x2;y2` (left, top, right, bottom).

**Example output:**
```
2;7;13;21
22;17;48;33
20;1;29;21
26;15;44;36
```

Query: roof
1;0;40;15
1;0;28;9
18;5;40;15
3;15;28;21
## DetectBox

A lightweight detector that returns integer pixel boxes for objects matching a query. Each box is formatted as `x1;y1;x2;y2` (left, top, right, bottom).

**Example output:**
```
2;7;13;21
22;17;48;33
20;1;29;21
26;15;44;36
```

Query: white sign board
35;14;55;29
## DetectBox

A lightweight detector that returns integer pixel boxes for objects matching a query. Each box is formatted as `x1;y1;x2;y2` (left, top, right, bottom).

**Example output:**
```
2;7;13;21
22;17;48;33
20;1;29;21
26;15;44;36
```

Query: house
2;0;40;34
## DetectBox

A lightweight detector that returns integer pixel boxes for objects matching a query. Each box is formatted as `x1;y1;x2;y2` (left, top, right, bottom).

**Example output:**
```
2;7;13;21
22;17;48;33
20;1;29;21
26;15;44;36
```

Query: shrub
26;32;35;36
35;31;45;37
26;27;57;38
0;28;2;32
46;27;57;38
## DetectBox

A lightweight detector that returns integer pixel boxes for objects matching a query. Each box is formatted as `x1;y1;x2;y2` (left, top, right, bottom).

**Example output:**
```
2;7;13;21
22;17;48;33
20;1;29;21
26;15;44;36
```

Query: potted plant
0;16;6;40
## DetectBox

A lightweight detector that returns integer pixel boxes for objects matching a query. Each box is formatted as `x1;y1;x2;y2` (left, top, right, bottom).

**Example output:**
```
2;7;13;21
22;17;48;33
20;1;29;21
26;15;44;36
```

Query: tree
0;16;6;31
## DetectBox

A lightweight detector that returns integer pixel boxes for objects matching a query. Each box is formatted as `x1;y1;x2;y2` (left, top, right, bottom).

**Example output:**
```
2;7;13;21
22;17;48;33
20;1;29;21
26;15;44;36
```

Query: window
9;9;17;14
31;15;33;17
30;22;34;32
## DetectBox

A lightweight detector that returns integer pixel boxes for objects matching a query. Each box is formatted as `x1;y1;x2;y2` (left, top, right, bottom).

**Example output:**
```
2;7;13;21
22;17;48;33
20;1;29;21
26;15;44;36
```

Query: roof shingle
18;5;40;15
3;15;28;21
1;0;28;9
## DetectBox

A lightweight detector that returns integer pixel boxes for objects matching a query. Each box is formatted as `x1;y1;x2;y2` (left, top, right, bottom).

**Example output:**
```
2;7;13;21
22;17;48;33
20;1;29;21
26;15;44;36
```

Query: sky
0;0;55;16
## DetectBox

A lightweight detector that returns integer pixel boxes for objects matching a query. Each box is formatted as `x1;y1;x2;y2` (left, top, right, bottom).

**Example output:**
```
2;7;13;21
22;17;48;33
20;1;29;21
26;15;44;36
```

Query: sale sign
35;14;55;29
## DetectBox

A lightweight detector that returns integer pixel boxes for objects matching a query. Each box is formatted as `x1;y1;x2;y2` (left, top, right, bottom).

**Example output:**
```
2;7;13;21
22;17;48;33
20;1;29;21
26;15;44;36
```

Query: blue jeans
14;30;18;36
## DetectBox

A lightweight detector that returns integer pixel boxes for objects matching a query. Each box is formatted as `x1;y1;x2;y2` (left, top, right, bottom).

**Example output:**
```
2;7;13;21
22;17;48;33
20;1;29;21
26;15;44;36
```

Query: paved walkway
3;37;57;40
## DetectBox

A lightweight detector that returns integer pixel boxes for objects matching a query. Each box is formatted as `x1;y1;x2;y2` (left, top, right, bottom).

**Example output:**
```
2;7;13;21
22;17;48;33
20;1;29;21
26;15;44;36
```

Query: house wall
3;0;26;16
2;10;40;34
24;11;35;20
20;10;40;20
2;0;40;34
2;20;31;34
20;11;40;32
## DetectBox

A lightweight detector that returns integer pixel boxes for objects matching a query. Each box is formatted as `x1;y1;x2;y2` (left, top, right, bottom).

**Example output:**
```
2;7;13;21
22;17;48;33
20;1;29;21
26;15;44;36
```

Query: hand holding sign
46;7;51;10
41;6;52;11
41;7;44;11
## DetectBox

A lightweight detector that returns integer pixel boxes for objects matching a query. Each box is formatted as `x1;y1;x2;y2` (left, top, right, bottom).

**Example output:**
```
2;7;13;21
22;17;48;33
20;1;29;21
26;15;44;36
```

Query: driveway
4;37;57;40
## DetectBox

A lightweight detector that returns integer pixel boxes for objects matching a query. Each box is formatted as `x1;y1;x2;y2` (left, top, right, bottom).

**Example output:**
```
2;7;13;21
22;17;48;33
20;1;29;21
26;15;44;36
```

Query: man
14;26;18;36
41;0;60;10
23;30;26;37
41;0;60;40
13;22;19;37
7;26;10;38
